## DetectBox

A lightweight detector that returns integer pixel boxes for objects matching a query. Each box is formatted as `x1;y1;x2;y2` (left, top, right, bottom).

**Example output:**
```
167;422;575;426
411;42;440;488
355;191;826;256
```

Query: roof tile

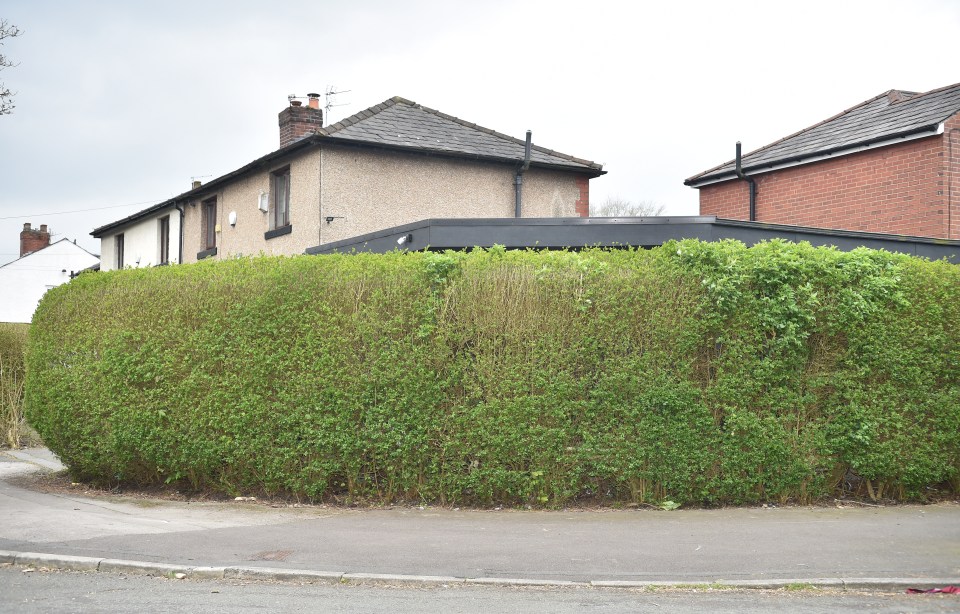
322;97;602;171
687;82;960;185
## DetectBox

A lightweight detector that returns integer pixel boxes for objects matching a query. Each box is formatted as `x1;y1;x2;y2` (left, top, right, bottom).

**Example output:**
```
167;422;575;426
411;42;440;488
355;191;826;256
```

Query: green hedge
24;240;960;505
1;322;30;447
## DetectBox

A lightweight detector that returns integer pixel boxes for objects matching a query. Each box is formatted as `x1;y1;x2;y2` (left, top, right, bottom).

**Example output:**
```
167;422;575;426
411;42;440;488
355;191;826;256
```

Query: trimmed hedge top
25;240;960;505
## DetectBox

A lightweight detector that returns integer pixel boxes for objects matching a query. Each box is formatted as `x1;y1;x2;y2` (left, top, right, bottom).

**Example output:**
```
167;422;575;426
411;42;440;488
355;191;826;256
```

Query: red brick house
685;83;960;240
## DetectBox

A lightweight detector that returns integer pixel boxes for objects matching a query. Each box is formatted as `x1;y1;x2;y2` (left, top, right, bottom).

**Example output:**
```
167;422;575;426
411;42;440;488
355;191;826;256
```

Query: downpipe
735;141;757;222
515;130;532;218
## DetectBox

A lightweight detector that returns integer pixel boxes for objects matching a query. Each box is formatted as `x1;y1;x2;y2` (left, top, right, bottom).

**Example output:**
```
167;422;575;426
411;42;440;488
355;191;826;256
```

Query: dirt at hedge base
8;468;958;512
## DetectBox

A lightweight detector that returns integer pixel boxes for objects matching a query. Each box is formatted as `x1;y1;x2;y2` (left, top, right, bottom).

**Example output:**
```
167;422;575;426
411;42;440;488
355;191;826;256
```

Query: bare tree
0;19;22;115
591;196;665;217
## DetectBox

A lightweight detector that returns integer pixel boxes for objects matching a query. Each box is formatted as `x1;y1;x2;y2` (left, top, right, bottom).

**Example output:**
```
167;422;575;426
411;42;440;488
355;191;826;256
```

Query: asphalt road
2;448;959;587
2;566;958;614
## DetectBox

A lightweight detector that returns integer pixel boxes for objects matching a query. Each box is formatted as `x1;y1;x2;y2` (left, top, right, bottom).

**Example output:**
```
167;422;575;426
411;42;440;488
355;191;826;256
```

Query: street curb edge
0;551;955;591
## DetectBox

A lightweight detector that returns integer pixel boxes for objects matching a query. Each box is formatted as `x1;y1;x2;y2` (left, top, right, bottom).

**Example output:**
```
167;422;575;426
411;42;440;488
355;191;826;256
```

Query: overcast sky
1;0;958;262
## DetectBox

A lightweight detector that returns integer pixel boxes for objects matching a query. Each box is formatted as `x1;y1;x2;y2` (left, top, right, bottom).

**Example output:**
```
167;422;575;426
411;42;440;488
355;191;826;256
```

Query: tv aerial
324;86;351;122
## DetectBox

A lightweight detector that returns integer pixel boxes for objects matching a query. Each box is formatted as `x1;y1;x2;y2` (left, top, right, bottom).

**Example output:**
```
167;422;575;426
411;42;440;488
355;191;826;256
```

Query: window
203;197;217;250
115;233;124;269
270;167;290;230
158;215;170;265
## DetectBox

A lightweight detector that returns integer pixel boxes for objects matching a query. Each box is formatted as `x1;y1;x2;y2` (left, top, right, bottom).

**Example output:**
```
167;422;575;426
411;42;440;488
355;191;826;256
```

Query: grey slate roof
320;97;603;173
686;82;960;186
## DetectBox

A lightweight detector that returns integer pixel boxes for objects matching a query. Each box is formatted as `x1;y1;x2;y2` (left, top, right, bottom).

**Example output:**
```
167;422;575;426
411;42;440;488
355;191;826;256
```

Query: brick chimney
20;222;51;257
278;93;323;148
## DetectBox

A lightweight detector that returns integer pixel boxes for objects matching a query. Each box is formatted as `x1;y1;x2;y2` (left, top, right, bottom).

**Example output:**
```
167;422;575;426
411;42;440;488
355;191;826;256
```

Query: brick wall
698;112;960;240
278;104;323;148
575;176;589;218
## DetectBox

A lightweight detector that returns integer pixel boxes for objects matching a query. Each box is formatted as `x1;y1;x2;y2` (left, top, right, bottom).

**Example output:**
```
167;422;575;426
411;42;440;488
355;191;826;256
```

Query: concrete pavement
1;448;958;589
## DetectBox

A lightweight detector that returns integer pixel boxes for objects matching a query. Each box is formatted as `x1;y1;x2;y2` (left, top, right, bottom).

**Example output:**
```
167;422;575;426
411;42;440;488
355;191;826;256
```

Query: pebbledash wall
699;113;960;240
182;146;588;262
181;149;323;262
317;146;585;246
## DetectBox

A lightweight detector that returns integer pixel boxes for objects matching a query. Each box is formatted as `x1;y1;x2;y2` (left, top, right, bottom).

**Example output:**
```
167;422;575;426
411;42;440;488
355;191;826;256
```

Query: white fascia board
689;123;945;188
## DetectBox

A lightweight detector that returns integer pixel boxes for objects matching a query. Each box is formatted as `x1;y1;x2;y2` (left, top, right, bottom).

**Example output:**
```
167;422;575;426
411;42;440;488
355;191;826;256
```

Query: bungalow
685;82;960;240
92;94;604;265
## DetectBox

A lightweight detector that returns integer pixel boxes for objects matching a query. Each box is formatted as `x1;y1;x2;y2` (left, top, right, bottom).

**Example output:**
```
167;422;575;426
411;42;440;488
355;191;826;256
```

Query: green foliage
0;322;30;447
784;583;817;591
24;241;960;505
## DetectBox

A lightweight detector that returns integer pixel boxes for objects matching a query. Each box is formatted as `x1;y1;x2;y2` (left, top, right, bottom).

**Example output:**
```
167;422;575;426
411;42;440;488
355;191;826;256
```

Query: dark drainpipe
515;130;532;218
734;142;757;222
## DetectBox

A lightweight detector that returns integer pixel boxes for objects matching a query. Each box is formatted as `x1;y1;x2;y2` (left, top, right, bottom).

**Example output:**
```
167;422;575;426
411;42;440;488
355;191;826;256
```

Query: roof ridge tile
901;80;960;101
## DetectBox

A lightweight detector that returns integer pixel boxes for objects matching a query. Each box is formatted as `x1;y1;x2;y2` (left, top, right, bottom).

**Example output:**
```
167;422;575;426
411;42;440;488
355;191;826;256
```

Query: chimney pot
308;93;320;109
192;180;202;189
40;224;48;233
291;100;302;107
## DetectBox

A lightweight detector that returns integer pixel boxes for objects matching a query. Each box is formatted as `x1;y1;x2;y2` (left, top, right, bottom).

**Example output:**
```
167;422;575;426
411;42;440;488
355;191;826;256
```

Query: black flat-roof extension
305;216;960;264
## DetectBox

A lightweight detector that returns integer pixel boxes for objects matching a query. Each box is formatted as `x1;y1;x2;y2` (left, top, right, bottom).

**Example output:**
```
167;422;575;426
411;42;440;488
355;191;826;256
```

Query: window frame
115;233;124;269
202;197;217;250
158;215;170;265
270;166;291;232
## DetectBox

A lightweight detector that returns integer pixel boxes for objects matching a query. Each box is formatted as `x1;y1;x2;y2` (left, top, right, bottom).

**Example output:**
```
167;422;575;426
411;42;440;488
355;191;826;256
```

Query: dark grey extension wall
306;216;960;263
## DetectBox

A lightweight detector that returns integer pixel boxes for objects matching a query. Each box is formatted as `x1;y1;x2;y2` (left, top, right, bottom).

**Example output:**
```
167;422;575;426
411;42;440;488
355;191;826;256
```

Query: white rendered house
0;225;100;323
92;205;181;271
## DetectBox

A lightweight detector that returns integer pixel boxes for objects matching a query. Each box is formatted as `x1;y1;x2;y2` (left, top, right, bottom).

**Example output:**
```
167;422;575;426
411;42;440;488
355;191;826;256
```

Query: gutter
686;123;944;188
